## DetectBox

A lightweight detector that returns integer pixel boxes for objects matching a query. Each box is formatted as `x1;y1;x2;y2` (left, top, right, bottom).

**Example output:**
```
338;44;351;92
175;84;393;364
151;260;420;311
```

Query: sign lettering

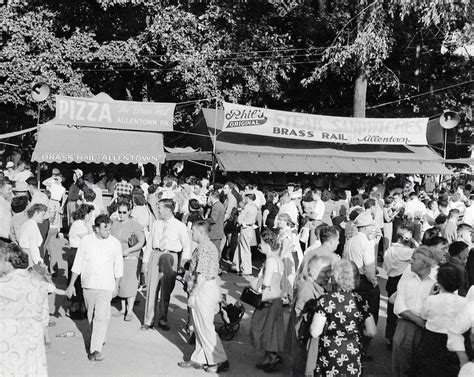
55;95;176;132
222;102;428;145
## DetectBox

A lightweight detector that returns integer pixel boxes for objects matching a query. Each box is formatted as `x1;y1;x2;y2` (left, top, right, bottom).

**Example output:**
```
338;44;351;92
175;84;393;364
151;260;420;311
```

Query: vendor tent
32;122;165;165
32;92;170;165
200;108;451;175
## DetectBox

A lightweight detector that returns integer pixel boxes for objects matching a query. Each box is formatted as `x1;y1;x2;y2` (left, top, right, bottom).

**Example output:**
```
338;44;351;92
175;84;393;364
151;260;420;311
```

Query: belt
124;256;139;260
152;248;180;253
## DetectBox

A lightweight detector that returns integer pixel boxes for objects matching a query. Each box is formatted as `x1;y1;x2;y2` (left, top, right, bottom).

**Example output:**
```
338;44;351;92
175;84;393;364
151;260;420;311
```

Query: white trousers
83;289;113;353
233;227;254;275
190;279;227;365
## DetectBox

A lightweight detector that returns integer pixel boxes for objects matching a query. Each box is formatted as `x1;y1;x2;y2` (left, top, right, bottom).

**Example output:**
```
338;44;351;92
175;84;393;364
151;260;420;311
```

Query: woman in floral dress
310;260;377;377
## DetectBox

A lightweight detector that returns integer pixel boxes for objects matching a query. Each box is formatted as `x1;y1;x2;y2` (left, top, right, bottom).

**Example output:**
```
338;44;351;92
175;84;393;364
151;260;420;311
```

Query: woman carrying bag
249;230;285;373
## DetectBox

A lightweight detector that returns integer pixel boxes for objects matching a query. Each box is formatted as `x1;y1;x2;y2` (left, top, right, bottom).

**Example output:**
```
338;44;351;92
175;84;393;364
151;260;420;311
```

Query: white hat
354;213;375;228
6;161;14;168
73;169;83;179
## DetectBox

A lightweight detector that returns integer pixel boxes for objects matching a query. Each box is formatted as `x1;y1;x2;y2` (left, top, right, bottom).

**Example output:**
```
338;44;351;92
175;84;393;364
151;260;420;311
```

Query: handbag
240;286;262;308
128;232;139;247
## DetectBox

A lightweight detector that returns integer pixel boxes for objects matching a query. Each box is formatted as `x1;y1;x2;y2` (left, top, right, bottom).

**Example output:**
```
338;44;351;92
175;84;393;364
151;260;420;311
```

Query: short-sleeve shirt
189;238;219;282
111;219;143;257
114;181;133;197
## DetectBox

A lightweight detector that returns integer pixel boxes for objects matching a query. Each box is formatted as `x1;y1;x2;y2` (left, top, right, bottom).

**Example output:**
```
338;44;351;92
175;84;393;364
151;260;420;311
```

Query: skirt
118;258;140;298
250;299;285;353
413;329;459;377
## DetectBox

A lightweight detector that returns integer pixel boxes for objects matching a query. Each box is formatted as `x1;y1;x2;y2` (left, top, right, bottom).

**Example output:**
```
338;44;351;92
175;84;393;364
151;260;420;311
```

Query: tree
301;0;471;117
0;2;141;130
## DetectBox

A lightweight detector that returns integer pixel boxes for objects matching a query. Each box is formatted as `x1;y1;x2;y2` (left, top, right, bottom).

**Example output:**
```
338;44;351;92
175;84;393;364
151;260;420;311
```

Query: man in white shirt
404;192;426;219
392;246;436;377
383;226;416;347
11;160;32;183
442;208;460;243
463;200;474;227
247;184;265;210
0;179;13;241
233;192;258;276
66;214;123;361
299;226;340;278
343;212;380;357
141;198;191;331
277;191;299;226
312;189;325;222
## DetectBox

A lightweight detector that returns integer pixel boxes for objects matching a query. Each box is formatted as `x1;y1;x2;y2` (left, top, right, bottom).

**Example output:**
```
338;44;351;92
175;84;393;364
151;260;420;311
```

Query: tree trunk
353;66;367;118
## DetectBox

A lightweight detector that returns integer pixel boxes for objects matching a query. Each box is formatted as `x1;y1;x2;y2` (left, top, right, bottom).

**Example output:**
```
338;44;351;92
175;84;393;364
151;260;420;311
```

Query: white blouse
69;220;90;249
422;292;466;334
19;219;43;266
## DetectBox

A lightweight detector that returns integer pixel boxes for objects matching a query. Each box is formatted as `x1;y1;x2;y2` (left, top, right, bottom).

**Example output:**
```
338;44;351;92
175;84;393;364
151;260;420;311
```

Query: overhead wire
367;80;474;109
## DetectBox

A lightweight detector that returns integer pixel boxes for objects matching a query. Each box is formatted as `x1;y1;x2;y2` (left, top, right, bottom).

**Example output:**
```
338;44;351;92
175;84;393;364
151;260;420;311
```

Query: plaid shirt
114;181;133;197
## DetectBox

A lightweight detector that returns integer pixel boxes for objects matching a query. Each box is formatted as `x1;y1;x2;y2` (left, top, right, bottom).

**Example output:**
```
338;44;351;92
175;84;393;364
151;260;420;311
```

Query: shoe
256;362;268;369
124;313;133;321
205;360;229;373
88;351;105;361
113;311;124;317
263;356;282;373
48;320;56;327
178;360;205;369
158;321;170;331
140;324;153;331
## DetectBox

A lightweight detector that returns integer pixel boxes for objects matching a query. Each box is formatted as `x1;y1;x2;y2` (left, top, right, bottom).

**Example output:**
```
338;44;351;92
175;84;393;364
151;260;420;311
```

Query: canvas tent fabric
164;146;213;161
214;141;450;174
32;122;165;165
199;109;450;175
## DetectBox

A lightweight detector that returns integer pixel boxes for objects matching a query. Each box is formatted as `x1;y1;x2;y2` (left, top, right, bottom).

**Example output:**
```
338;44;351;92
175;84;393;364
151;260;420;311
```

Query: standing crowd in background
2;152;474;376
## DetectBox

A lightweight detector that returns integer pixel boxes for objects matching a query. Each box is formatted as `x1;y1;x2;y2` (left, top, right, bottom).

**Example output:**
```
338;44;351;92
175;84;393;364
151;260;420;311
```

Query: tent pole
211;98;219;185
37;164;41;189
444;128;447;160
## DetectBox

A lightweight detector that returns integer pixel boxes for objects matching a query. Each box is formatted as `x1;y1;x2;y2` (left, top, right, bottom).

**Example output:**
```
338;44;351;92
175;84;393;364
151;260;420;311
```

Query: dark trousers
144;250;181;326
357;275;381;353
223;228;239;262
414;329;459;377
38;218;50;260
385;274;402;340
67;247;86;319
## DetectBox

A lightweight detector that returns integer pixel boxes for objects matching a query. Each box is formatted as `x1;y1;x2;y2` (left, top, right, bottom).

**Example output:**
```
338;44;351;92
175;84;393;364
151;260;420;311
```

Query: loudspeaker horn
31;82;50;102
439;110;460;129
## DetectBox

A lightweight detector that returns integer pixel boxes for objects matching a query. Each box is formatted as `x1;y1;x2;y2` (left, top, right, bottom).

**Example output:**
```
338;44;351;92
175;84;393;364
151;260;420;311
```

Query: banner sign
55;95;176;132
222;102;428;145
36;153;163;164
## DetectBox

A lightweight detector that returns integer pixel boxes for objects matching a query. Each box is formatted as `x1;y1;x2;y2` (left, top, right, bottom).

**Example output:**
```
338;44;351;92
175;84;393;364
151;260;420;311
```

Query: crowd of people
2;155;474;376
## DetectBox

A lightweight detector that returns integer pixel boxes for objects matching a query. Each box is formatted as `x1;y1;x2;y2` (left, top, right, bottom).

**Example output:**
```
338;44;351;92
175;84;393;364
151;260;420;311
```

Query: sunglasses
118;211;128;214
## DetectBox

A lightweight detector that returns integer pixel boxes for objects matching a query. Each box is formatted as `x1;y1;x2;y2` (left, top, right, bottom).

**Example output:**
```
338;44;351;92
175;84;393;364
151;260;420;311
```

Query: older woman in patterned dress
310;260;377;377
